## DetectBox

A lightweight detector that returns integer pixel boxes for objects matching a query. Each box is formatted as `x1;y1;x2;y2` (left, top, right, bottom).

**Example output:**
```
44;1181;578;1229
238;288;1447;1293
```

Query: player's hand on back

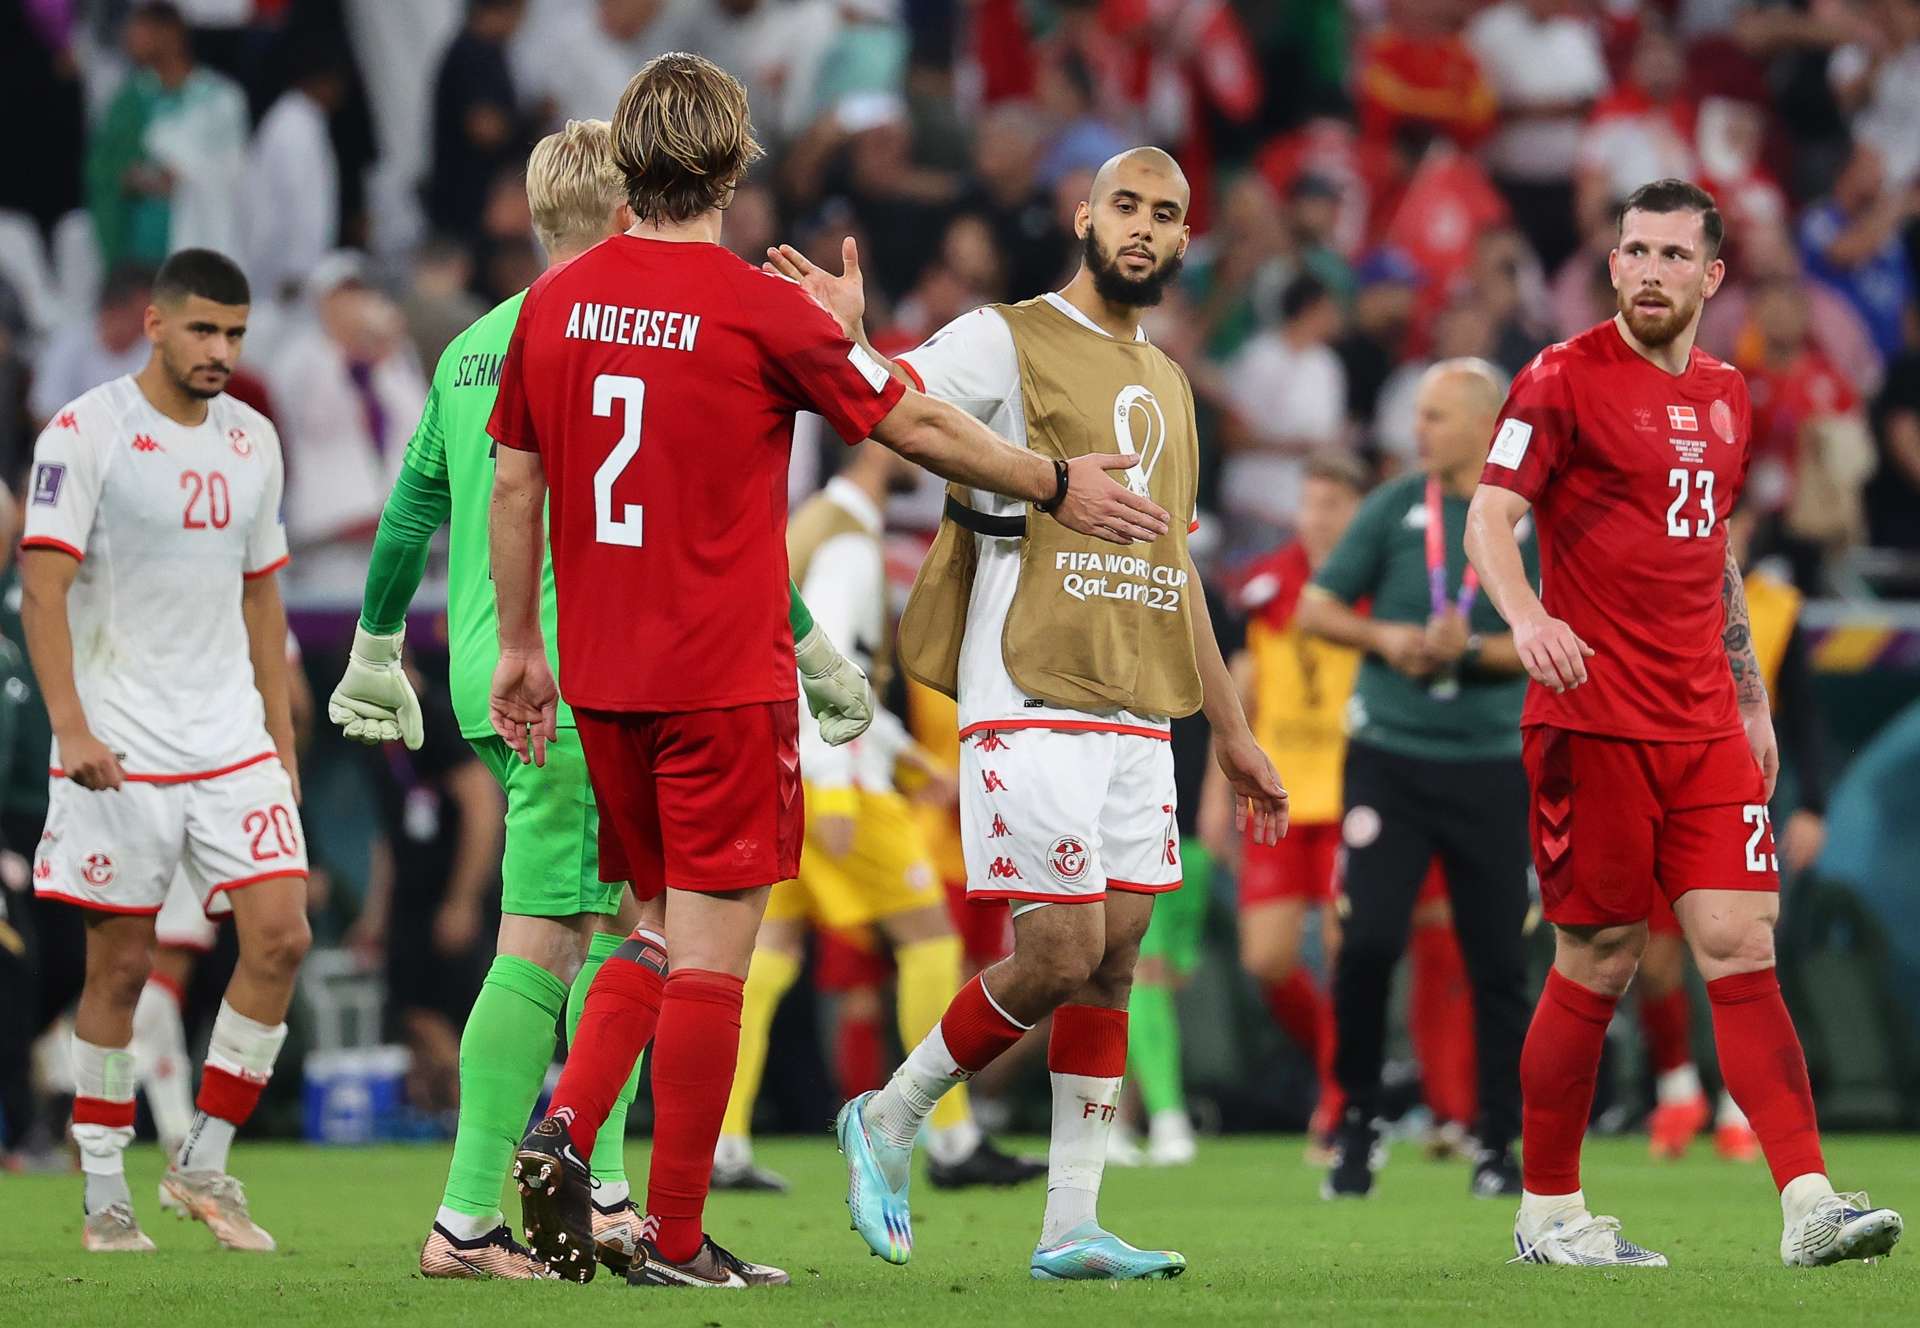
58;729;124;791
1216;732;1289;847
764;237;865;341
328;625;425;750
490;647;559;767
1510;611;1594;694
1054;453;1171;545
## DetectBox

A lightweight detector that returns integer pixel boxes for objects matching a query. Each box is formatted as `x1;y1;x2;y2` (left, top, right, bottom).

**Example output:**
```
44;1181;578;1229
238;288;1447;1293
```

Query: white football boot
1511;1211;1669;1267
1781;1192;1902;1267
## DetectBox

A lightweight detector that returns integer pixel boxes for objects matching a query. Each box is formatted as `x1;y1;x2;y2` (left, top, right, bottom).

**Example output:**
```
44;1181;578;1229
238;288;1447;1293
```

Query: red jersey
1479;319;1753;742
489;235;906;712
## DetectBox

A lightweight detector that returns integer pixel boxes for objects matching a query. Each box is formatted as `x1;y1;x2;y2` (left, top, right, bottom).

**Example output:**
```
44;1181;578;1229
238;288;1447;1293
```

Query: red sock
1047;1003;1128;1075
835;1012;885;1098
1410;922;1477;1126
940;974;1027;1073
196;1065;267;1126
1264;968;1340;1116
1706;969;1825;1190
1521;969;1617;1195
645;969;745;1264
1639;985;1694;1077
550;947;666;1158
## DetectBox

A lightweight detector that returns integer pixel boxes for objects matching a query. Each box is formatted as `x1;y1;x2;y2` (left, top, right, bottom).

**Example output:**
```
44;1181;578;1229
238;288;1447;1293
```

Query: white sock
1040;1071;1122;1246
176;1000;288;1174
1655;1064;1704;1105
1716;1091;1750;1129
70;1035;138;1215
131;978;195;1149
1519;1188;1588;1234
591;1179;630;1209
435;1205;501;1241
712;1134;753;1171
1781;1173;1835;1226
866;1025;966;1156
926;1118;983;1167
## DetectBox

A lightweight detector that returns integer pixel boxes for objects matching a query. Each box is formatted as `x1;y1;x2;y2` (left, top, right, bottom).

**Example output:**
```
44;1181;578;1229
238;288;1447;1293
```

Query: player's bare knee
1239;934;1296;985
1554;922;1646;998
1688;916;1775;975
243;912;312;979
90;946;154;1010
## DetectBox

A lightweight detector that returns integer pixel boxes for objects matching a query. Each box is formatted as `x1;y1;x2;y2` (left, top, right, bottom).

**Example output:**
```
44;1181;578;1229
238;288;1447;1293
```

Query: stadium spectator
426;0;531;249
397;236;487;375
1798;141;1917;363
268;252;426;602
1336;249;1422;446
1468;227;1552;376
1867;339;1920;548
1285;174;1356;300
1352;0;1496;153
1466;0;1610;272
1573;21;1695;240
1373;296;1499;473
85;1;248;268
515;0;722;129
1183;172;1293;362
1222;274;1349;547
1700;219;1885;397
28;265;154;430
960;104;1072;302
1828;0;1920;190
242;43;350;308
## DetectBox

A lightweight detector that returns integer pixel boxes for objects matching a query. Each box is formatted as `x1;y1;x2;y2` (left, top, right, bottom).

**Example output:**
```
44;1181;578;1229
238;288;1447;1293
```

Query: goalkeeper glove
795;622;873;746
328;624;424;750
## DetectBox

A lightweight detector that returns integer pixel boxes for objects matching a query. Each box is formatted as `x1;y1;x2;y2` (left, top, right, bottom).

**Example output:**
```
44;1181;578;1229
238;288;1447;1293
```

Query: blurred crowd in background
1;0;1918;1153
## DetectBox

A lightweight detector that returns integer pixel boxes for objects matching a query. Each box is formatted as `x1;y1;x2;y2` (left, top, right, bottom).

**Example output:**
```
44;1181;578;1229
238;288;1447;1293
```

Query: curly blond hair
611;52;763;226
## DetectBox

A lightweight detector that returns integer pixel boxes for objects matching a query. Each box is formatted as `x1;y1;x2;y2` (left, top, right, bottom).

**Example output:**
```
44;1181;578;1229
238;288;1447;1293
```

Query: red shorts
576;700;803;897
1523;726;1777;929
1239;821;1341;907
813;926;893;993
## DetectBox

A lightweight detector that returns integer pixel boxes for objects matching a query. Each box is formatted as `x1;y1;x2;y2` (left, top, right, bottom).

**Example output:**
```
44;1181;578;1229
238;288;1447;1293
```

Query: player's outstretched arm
872;393;1170;545
1723;545;1779;799
488;446;558;766
18;549;124;790
1189;557;1288;845
1465;483;1592;693
242;570;301;804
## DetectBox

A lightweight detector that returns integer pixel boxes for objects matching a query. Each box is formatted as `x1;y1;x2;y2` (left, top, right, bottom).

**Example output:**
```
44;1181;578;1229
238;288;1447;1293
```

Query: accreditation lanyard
1425;478;1478;620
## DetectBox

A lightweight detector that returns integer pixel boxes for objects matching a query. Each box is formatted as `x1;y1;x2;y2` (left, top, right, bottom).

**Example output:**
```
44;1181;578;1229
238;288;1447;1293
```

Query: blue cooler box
303;1046;410;1143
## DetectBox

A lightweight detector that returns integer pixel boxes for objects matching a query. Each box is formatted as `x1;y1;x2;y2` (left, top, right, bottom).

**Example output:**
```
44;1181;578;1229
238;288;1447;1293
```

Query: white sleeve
894;307;1017;424
797;531;883;789
244;424;291;577
20;412;108;560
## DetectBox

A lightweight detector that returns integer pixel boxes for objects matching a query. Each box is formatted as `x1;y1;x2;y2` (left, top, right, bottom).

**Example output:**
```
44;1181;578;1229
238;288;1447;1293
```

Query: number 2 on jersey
594;374;645;547
1665;467;1716;539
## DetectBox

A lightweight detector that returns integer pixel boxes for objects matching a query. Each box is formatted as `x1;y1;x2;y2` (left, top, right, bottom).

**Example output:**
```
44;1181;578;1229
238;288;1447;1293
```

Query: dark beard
1617;290;1695;348
1083;229;1183;309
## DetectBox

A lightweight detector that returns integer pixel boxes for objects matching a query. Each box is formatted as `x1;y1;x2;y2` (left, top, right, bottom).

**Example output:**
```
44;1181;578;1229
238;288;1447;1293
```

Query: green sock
569;930;645;1194
442;954;568;1219
1127;981;1185;1117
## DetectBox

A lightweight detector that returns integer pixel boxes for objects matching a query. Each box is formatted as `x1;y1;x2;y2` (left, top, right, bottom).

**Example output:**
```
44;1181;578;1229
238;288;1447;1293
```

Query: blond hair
526;119;624;254
611;52;762;226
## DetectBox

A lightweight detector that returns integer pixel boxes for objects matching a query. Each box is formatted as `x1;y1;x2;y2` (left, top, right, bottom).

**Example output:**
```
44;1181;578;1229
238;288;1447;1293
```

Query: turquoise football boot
1030;1222;1187;1280
835;1092;913;1265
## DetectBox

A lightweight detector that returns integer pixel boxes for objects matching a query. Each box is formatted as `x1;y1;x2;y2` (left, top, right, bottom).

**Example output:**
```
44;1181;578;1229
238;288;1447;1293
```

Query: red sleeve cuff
491;429;537;453
896;357;926;393
837;373;908;446
243;554;290;580
19;536;83;561
1477;467;1541;503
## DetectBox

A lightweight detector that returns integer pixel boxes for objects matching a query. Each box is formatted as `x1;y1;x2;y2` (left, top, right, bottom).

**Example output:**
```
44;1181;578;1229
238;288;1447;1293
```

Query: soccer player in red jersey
485;54;1168;1289
1465;179;1902;1268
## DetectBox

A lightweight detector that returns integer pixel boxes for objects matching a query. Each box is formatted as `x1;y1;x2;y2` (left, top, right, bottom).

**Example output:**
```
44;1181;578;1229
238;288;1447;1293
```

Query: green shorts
470;729;626;918
1138;839;1211;973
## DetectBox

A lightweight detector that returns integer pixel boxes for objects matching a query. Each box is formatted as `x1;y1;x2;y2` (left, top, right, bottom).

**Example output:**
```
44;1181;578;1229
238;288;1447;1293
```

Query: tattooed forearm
1723;546;1766;708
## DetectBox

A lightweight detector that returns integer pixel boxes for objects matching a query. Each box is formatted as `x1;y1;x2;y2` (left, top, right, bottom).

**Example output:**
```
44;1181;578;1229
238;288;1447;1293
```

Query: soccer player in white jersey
21;249;310;1254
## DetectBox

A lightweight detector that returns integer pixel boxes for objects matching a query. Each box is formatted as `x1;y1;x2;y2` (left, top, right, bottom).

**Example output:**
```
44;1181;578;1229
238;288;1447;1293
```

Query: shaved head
1076;145;1192;310
1415;357;1509;480
1423;357;1506;419
1089;147;1190;208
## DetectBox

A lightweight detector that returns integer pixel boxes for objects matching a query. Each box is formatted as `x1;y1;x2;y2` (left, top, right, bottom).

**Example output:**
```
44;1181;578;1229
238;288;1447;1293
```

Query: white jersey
897;295;1190;742
21;376;290;779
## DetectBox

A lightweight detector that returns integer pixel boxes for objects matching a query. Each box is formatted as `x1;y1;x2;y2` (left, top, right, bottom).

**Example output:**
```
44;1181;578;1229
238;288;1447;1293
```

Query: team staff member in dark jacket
1297;358;1538;1200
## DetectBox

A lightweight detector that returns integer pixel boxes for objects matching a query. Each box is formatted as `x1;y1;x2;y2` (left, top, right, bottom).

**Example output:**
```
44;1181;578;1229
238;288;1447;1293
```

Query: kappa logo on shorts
1343;806;1381;850
1047;836;1089;885
982;770;1008;793
986;857;1024;881
33;858;51;881
989;814;1012;839
81;852;114;887
974;732;1009;752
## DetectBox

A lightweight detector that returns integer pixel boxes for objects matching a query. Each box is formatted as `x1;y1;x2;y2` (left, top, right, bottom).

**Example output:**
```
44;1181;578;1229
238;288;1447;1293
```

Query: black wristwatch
1035;457;1070;514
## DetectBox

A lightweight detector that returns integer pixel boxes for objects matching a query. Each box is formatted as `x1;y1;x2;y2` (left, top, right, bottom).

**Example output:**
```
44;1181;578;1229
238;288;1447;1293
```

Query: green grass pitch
1;1135;1912;1326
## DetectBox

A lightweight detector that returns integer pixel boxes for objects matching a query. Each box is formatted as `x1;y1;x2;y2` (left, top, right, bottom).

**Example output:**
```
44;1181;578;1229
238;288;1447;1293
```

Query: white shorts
156;869;218;950
33;756;307;920
959;726;1180;905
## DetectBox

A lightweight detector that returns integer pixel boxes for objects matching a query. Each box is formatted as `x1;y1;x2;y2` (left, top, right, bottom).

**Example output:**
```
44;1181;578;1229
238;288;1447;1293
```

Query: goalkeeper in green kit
326;121;874;1280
